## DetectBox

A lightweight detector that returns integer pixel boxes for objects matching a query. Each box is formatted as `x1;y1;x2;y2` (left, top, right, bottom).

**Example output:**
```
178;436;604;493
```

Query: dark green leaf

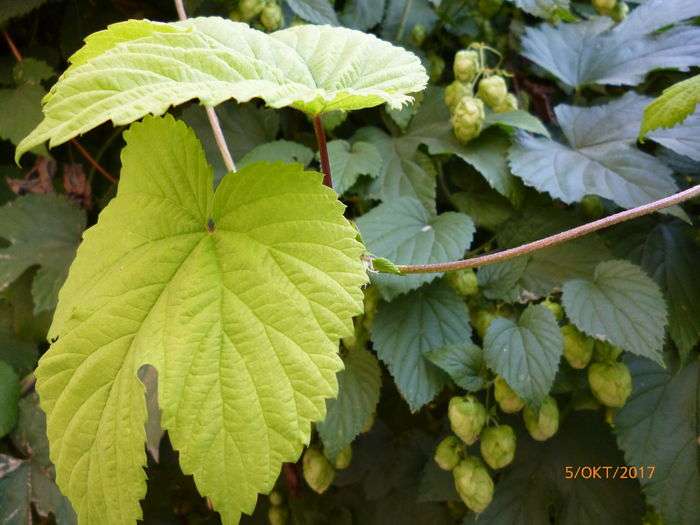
0;361;20;438
285;0;339;24
425;343;485;392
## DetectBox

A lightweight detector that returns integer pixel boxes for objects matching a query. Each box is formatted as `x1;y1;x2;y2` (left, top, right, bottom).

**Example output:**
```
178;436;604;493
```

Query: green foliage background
0;0;699;524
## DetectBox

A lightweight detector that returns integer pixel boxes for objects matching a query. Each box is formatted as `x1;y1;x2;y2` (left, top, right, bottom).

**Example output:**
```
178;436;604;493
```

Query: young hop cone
447;268;479;297
593;340;623;363
541;299;564;322
523;396;559;441
333;445;353;470
592;0;617;14
492;93;519;113
453;457;494;513
477;76;508;109
239;0;265;20
478;0;504;17
448;395;487;445
453;50;480;83
451;96;485;143
444;80;472;112
429;53;446;82
588;362;633;408
435;435;463;471
411;24;427;46
302;448;335;494
480;425;516;469
494;376;525;413
269;490;284;506
561;324;594;369
260;2;283;31
268;505;289;525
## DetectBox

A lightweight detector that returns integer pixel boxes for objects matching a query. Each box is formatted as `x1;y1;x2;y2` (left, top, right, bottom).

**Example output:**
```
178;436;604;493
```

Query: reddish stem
313;116;333;188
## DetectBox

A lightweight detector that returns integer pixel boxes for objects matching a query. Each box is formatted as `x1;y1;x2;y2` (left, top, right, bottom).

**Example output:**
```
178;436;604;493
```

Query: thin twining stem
173;0;236;173
312;116;333;188
390;185;700;275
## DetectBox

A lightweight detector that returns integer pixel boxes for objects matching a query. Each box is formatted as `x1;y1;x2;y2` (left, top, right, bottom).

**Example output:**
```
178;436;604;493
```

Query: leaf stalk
312;115;333;188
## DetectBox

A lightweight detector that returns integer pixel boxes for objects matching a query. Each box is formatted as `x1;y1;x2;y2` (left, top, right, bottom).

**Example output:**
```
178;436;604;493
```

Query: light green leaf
35;115;367;524
357;197;475;301
0;361;20;438
615;358;699;525
182;103;279;183
317;347;381;459
371;257;402;275
371;282;472;411
327;140;382;195
562;260;668;365
640;74;700;137
510;94;679;210
425;343;485;392
17;18;427;160
483;305;562;405
0;194;86;313
240;140;314;168
285;0;339;24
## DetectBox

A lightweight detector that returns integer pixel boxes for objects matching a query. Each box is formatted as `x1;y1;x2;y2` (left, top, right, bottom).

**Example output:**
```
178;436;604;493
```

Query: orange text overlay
563;465;656;480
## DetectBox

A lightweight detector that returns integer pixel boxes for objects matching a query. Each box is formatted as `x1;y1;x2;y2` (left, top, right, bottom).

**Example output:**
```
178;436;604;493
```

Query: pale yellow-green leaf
36;114;367;524
16;18;427;161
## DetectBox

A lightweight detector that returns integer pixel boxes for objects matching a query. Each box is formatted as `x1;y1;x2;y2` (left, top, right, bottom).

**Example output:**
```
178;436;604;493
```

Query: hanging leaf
285;0;339;24
317;347;381;459
424;343;485;392
507;0;571;19
521;0;700;89
509;93;678;209
483;305;563;405
0;194;86;313
371;282;472;411
0;361;20;438
326;140;383;195
562;260;667;365
17;18;427;160
340;0;387;31
35;115;367;524
357;197;475;301
647;112;700;162
640;74;700;137
615;358;699;525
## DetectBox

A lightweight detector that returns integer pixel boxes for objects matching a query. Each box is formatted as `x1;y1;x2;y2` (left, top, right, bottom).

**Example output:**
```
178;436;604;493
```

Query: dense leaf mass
1;0;699;523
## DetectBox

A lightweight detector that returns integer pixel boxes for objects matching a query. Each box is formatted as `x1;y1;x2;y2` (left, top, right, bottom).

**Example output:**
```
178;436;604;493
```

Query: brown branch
174;0;236;173
393;185;700;274
70;139;117;183
3;29;117;184
312;116;333;188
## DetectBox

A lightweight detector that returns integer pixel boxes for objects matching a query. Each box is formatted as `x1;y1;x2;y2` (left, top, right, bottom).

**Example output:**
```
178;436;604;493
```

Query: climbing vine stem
313;115;333;188
174;0;236;173
390;185;700;274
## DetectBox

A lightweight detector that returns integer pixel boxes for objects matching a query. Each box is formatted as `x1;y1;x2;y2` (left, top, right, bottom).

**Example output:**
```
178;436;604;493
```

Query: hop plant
588;361;633;407
449;395;487;445
561;324;594;369
477;76;508;109
260;2;283;31
447;268;479;297
268;505;289;525
239;0;265;20
453;457;494;513
592;0;616;14
492;93;519;113
269;490;284;506
612;1;629;21
453;50;480;83
333;445;352;470
523;396;559;441
434;435;463;471
581;194;605;219
541;299;564;322
451;96;485;144
494;376;525;413
444;80;472;112
411;24;427;46
428;52;446;82
594;340;624;363
302;447;335;494
480;425;516;469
